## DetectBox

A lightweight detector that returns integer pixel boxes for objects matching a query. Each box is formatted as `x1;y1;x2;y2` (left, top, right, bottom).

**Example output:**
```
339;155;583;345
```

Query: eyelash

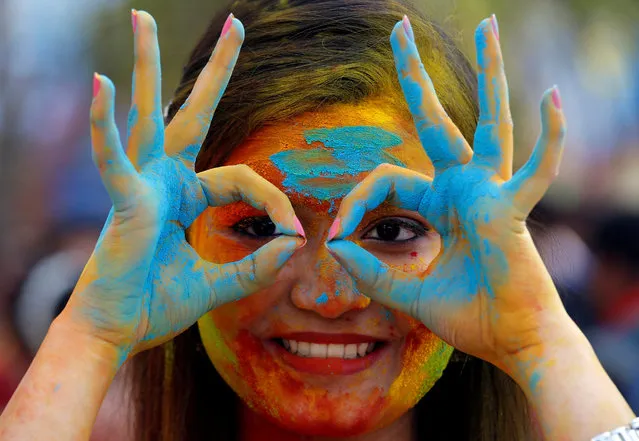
361;217;428;243
232;216;429;243
232;216;282;238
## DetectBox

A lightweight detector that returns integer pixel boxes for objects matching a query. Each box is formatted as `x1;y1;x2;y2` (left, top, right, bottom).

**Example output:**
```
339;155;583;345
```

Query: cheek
189;208;255;263
197;293;281;401
381;320;453;426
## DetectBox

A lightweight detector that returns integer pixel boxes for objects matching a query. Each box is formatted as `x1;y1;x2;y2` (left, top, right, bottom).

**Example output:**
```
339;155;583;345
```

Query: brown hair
132;0;537;439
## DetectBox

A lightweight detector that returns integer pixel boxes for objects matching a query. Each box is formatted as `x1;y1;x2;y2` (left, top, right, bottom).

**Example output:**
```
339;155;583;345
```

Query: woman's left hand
326;15;568;372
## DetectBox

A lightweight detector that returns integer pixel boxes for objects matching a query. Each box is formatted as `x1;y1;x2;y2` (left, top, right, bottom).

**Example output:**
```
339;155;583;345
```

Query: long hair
131;1;536;439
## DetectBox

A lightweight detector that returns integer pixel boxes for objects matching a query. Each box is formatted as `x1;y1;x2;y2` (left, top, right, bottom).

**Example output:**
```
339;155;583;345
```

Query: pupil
253;219;276;236
377;222;400;241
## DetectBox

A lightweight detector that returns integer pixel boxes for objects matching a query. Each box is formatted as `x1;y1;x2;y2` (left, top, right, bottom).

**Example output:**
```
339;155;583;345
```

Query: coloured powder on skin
387;332;453;408
270;126;406;201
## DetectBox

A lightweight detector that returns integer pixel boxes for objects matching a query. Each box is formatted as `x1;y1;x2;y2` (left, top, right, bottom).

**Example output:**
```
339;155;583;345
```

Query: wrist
51;310;129;371
0;310;125;440
498;311;591;391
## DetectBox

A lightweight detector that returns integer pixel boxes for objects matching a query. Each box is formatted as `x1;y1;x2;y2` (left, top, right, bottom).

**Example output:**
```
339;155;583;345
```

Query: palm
415;163;525;357
66;12;302;358
73;154;208;348
328;17;566;365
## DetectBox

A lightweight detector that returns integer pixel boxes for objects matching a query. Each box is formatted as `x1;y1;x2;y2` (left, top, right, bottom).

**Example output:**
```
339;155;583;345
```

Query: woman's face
189;99;453;437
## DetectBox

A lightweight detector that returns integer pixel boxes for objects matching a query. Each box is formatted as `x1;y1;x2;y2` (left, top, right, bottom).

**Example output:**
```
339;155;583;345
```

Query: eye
233;216;283;238
362;217;427;242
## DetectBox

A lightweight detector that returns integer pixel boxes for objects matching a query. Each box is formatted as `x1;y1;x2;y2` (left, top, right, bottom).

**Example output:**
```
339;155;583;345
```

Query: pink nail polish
552;86;562;109
93;73;101;98
293;216;306;238
327;218;341;242
402;15;415;43
221;13;234;37
131;9;138;33
490;14;499;40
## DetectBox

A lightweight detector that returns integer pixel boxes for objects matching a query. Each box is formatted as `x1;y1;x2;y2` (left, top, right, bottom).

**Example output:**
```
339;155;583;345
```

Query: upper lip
272;332;390;344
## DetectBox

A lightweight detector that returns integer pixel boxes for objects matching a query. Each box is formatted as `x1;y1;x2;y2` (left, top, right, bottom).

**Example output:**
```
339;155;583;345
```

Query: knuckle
233;163;253;177
374;163;397;174
554;124;567;139
90;108;106;126
499;117;514;130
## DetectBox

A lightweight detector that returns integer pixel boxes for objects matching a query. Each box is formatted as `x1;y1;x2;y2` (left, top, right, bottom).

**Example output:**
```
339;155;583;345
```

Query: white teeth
281;340;379;359
297;341;310;357
344;344;358;359
327;344;344;358
310;343;328;358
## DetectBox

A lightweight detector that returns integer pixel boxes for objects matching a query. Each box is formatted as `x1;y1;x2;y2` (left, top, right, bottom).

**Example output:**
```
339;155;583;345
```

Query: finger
505;87;566;215
326;240;423;319
390;16;472;173
472;15;514;179
208;236;305;308
165;15;244;168
197;165;305;237
90;74;138;208
127;10;164;169
328;163;433;241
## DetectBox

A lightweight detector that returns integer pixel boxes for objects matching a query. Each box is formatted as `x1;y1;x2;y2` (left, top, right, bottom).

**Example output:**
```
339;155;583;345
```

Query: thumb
325;240;423;319
208;236;304;308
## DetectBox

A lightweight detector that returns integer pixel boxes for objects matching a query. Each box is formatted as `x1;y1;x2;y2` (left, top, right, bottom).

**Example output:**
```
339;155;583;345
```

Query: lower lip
269;341;388;375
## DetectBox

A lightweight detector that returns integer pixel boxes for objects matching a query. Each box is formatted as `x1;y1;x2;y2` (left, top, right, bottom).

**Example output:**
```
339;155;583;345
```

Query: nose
290;242;370;319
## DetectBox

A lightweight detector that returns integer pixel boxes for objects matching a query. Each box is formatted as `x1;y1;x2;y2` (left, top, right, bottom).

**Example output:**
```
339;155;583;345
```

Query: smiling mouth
277;339;377;359
267;333;389;375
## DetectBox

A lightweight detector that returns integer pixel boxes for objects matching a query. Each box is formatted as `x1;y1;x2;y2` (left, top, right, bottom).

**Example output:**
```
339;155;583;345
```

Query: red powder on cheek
410;252;418;258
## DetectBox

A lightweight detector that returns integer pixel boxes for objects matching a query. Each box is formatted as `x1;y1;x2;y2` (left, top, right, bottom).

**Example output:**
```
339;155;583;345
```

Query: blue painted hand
65;11;304;363
326;15;567;370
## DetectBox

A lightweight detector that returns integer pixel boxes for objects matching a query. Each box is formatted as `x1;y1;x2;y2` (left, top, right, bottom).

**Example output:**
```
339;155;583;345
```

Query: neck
239;405;415;441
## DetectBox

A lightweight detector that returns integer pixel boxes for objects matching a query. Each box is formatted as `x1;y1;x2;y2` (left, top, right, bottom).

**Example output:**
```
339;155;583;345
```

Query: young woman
0;0;635;440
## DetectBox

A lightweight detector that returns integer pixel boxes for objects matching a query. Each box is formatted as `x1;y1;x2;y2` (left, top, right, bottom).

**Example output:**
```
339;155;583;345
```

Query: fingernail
490;14;499;40
221;13;234;38
131;9;138;33
93;73;101;98
402;15;415;43
293;216;306;238
552;86;562;109
327;217;341;242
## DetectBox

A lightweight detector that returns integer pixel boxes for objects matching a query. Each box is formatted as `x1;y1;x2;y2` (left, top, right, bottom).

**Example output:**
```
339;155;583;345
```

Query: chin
252;389;392;437
200;320;454;439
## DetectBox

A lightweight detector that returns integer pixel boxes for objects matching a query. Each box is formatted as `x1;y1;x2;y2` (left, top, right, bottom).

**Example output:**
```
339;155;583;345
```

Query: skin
0;10;634;441
0;12;302;440
326;15;635;439
190;103;453;438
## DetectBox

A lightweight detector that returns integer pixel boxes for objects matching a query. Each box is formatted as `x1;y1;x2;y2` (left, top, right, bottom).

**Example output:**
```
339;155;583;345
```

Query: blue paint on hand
316;293;329;305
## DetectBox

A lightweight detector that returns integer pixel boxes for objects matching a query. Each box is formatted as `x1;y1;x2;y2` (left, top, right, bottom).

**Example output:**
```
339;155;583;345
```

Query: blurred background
1;0;638;436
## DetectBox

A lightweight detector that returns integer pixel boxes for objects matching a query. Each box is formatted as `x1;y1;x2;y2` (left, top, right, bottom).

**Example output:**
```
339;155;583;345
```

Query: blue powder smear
529;370;542;393
270;126;406;201
316;293;329;305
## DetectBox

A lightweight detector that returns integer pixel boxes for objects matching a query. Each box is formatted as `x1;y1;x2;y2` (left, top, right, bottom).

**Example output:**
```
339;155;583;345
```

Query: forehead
223;100;434;204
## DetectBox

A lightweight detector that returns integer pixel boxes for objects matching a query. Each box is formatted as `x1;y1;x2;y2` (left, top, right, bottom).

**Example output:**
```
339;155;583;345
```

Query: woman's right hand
62;11;304;362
